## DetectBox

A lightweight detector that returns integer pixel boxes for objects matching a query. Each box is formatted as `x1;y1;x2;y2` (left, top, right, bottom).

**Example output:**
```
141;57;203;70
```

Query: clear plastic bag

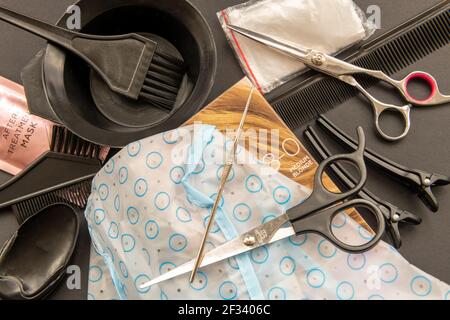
218;0;376;93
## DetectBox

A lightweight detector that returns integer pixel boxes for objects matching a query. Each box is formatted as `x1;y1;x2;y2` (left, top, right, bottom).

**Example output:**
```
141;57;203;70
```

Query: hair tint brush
0;5;185;110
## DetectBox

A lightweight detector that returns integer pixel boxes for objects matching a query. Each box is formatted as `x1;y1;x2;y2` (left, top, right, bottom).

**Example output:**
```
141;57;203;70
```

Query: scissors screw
311;53;326;66
424;178;431;186
392;214;400;222
243;235;256;246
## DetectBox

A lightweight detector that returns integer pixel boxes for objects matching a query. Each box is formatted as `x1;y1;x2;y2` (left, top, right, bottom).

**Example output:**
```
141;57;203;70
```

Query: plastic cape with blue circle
85;124;450;300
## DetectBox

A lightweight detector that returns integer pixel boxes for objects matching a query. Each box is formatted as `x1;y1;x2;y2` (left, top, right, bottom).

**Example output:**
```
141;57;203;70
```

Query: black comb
267;1;450;129
0;127;105;224
12;179;92;224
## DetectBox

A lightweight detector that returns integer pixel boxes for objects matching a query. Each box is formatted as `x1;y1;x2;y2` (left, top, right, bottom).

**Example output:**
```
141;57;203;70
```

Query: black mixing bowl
25;0;216;147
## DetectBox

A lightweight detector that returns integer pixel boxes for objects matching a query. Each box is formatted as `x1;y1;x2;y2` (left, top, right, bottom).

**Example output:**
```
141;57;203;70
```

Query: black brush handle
0;5;77;50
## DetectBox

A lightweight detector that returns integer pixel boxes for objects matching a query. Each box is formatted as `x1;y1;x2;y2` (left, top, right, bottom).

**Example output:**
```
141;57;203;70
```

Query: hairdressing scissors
141;127;385;289
189;86;255;283
227;25;450;141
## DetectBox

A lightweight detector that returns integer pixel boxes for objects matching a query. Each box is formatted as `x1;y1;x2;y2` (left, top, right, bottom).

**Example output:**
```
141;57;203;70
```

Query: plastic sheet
85;125;450;300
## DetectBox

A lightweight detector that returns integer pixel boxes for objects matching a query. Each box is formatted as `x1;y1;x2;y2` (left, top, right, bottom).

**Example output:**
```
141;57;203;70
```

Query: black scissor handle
289;127;367;222
315;126;367;199
291;199;385;253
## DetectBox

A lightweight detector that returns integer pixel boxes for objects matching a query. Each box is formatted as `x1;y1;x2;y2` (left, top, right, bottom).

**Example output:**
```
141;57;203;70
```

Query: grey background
0;0;448;300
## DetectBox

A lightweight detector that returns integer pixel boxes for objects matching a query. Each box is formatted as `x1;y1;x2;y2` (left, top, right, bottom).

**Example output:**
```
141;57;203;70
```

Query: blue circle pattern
94;209;106;225
273;186;291;205
114;195;120;213
121;234;136;253
104;159;114;174
216;165;235;182
332;213;347;228
279;256;296;276
146;152;163;169
119;167;128;184
189;271;208;291
410;276;432;297
98;184;109;201
159;262;176;275
347;254;366;271
169;233;188;252
163;130;179;144
318;240;337;259
89;265;103;283
154;192;171;211
227;257;239;270
233;203;252;222
306;268;326;288
134;178;148;197
127;207;140;225
119;261;128;278
108;222;119;239
170;166;185;184
289;234;307;247
250;246;269;264
209;193;224;207
134;274;151;294
268;287;286;300
193;158;205;174
245;174;263;193
203;215;220;233
145;220;160;240
262;214;276;224
219;281;238;300
176;207;192;223
336;281;355;300
379;263;398;283
358;226;374;240
127;142;141;157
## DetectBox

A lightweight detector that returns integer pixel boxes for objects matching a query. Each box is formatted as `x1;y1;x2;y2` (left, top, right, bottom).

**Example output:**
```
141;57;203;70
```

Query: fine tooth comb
0;5;185;110
0;152;101;224
268;1;450;129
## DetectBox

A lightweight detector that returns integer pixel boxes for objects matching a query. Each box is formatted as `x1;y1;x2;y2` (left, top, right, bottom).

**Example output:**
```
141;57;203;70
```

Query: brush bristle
272;7;450;130
140;51;185;111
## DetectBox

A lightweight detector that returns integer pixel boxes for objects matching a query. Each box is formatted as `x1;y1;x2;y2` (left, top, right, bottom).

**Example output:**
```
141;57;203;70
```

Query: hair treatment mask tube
0;76;53;175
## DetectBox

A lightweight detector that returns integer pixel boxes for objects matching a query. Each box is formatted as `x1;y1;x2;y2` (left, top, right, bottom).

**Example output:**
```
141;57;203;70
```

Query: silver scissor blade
140;215;294;289
227;24;311;61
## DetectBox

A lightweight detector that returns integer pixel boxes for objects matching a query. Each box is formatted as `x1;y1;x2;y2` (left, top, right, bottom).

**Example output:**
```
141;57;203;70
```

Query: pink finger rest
403;71;437;104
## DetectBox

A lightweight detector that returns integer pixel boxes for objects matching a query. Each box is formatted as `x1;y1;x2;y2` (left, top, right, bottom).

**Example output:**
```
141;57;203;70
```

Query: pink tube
0;76;53;175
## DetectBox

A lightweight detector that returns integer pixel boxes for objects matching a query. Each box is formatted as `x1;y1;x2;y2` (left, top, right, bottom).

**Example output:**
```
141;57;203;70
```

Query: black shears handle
287;127;385;253
304;127;421;249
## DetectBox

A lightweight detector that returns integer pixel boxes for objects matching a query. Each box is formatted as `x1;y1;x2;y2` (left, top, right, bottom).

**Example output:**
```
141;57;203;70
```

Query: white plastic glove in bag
218;0;376;93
